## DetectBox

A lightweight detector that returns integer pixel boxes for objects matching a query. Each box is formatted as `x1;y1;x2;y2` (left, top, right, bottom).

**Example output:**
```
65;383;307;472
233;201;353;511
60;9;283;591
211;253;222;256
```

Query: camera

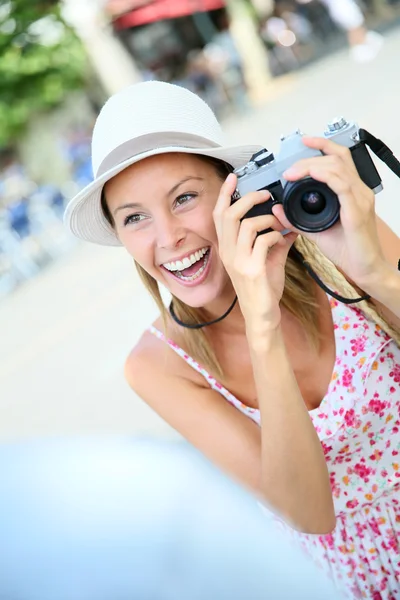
232;117;383;233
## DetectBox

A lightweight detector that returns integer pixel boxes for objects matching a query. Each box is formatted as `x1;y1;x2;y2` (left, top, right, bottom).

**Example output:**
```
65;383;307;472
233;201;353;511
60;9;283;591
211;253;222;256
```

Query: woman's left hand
272;136;386;290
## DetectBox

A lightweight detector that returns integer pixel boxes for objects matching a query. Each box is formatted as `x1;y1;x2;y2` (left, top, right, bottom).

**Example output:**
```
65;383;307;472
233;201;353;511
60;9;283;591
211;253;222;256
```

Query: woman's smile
161;246;212;287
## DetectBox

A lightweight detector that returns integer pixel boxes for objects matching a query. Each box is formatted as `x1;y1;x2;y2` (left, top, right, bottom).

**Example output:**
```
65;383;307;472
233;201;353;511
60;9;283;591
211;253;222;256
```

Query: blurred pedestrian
185;49;226;115
317;0;384;61
204;12;249;112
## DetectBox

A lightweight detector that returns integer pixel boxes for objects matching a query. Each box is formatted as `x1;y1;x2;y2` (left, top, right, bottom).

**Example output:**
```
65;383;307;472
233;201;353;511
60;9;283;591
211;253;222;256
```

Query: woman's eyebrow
167;176;204;197
113;202;142;217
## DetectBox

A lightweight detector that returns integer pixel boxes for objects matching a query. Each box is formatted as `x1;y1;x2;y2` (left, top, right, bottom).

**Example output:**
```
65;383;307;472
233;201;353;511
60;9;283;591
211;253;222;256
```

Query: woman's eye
175;193;196;207
124;213;146;226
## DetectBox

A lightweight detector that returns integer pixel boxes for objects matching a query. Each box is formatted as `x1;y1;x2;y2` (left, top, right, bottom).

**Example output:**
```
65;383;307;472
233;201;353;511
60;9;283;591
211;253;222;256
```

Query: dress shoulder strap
148;326;260;422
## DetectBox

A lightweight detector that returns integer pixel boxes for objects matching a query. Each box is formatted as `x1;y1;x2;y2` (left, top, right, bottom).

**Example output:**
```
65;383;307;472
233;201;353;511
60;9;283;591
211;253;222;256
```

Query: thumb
268;231;298;266
272;204;300;234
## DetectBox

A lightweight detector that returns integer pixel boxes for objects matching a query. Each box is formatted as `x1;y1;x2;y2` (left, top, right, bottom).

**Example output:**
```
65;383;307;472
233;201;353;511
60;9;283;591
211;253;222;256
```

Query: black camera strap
290;246;370;304
359;129;400;178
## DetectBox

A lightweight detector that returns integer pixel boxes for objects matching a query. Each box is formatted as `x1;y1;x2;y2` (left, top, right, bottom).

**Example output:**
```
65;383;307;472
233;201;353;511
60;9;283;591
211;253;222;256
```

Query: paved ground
1;29;400;442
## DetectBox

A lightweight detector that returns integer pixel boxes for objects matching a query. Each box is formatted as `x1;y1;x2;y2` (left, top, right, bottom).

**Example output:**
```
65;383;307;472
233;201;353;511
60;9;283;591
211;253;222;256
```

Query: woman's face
104;153;232;308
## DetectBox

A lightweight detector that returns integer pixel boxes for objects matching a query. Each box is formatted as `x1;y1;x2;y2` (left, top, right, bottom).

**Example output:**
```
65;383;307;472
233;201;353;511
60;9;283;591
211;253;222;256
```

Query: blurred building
106;0;272;103
107;0;227;80
63;0;272;103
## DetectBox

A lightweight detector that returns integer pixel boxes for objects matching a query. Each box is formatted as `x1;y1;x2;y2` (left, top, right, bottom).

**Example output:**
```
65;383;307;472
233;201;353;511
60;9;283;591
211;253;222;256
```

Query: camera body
232;117;383;233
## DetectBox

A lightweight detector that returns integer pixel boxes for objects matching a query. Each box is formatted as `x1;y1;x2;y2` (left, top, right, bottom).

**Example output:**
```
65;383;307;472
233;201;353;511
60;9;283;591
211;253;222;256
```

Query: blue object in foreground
0;437;341;599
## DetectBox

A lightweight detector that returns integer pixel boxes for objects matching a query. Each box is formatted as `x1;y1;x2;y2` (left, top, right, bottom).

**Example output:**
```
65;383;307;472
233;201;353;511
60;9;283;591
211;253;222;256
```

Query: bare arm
125;334;335;534
339;217;400;328
126;342;264;495
361;217;400;327
248;326;334;533
211;175;334;532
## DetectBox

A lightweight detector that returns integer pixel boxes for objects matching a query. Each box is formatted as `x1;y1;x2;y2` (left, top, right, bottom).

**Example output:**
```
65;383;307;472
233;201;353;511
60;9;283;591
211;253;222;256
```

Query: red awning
108;0;226;29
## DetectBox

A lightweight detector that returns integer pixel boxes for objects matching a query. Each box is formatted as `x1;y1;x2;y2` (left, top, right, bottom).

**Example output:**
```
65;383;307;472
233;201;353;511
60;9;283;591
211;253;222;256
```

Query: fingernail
283;168;296;178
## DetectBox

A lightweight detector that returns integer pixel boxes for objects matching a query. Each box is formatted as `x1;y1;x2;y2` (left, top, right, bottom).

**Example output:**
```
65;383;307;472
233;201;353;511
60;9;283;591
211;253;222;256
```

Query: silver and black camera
232;117;383;233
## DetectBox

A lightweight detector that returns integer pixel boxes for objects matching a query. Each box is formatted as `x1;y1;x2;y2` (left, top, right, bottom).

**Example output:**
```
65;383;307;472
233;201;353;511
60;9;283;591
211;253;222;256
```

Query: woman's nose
154;213;186;250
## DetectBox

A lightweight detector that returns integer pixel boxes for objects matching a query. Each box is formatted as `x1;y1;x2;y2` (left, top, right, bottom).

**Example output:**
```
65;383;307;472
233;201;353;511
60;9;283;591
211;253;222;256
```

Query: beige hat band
97;132;223;177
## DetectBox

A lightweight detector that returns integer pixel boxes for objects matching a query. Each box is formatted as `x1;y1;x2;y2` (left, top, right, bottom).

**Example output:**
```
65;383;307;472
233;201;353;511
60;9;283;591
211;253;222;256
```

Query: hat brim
64;144;262;246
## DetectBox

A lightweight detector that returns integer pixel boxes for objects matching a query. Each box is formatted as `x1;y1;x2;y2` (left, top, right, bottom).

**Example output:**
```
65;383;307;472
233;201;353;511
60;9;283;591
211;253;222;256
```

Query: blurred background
0;0;400;442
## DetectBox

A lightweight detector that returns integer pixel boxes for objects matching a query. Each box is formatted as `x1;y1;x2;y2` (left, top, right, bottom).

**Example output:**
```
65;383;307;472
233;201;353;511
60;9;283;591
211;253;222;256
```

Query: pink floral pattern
150;297;400;599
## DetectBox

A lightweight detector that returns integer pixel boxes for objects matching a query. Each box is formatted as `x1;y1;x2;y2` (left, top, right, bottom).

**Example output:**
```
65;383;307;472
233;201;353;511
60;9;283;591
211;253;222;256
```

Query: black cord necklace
169;295;238;329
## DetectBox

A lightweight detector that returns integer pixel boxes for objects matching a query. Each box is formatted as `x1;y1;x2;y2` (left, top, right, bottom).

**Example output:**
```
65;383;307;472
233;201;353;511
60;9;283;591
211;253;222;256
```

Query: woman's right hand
213;173;298;338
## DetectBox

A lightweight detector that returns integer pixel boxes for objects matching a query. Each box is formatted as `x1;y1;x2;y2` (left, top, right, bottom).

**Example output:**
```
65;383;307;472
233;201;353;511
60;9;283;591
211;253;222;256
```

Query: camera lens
300;191;326;215
282;178;340;233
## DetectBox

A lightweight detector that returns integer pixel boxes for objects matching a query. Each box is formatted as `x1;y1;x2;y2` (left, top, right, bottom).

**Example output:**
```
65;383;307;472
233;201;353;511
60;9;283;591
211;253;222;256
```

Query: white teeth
163;247;208;272
176;251;210;282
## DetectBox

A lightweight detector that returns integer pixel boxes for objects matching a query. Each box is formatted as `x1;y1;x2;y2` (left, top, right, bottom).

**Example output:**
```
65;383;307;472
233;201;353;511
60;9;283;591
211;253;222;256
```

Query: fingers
236;214;286;258
271;203;299;233
283;154;356;182
251;230;298;270
302;136;356;169
283;137;359;184
214;174;271;227
222;190;271;249
214;174;273;260
285;159;373;212
252;230;286;266
281;151;374;215
292;164;355;197
213;173;237;239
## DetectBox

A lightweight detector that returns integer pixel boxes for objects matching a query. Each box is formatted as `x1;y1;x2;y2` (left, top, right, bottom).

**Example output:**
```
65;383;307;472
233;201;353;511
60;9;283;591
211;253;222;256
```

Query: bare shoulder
124;321;208;396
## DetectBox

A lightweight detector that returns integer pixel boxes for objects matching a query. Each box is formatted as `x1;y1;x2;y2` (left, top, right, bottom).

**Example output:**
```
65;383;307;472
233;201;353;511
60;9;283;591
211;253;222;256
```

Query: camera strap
290;247;371;304
359;129;400;178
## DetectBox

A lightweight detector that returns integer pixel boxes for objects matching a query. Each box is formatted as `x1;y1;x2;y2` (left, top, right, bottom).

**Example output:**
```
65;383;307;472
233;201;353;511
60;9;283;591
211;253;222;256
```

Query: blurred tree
0;0;87;148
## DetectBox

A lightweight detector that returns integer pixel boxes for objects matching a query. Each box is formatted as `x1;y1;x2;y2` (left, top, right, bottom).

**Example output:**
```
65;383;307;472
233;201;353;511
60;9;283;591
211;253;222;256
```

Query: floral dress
149;297;400;599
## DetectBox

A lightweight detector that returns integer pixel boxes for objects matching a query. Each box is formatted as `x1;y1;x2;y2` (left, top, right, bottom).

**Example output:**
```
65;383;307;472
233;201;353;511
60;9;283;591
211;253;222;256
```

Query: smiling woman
64;81;400;599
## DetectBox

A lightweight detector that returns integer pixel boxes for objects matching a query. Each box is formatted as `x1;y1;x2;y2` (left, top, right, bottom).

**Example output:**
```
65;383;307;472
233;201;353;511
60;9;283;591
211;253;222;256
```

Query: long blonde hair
101;157;400;378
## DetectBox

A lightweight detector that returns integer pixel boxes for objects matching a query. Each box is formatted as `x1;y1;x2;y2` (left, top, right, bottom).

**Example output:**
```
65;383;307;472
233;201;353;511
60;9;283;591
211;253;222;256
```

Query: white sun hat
64;80;262;246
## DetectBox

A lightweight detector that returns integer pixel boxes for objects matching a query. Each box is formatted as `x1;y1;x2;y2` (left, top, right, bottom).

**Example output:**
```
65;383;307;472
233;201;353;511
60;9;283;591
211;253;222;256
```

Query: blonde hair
101;159;400;378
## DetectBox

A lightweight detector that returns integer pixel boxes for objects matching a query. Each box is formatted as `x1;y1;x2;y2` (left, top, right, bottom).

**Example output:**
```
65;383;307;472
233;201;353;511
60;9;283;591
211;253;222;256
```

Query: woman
65;81;400;598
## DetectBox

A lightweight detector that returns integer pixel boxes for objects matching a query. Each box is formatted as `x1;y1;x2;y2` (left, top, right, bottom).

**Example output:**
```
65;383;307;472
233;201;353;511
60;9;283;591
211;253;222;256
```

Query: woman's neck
202;287;246;336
